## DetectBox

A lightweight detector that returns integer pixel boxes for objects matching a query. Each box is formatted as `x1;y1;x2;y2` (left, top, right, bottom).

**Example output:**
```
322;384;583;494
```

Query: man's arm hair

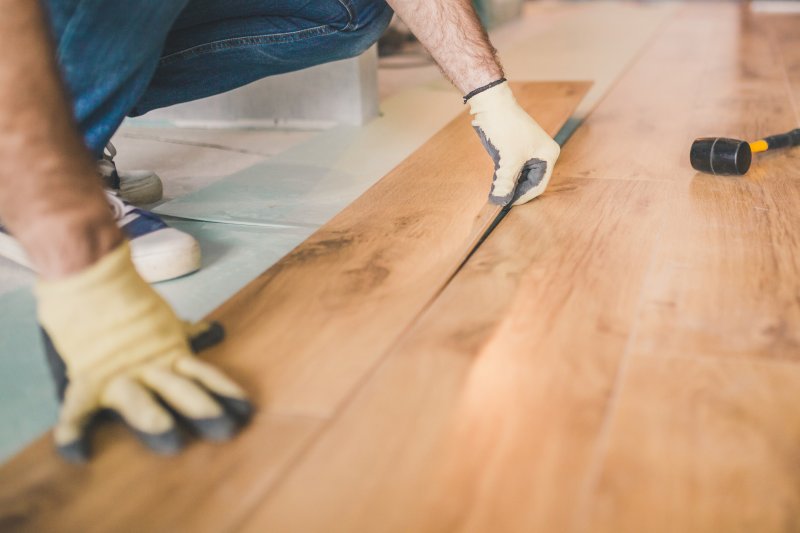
385;0;504;95
0;0;120;278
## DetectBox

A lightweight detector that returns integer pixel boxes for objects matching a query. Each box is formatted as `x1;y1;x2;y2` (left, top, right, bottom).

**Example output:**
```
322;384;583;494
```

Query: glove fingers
54;384;99;463
490;163;525;206
175;357;253;424
141;365;242;441
513;162;556;206
511;158;549;205
175;357;248;400
101;375;184;455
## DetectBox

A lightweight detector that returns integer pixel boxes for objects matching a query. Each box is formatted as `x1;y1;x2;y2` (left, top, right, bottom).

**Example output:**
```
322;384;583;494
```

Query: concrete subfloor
0;1;677;462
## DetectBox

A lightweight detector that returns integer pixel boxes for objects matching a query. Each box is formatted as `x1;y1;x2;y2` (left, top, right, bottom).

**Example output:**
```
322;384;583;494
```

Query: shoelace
97;142;119;186
105;190;166;237
104;142;117;162
104;190;139;225
105;190;126;220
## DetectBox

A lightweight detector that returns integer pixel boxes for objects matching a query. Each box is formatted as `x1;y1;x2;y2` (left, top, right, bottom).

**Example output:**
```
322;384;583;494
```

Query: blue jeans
44;0;394;157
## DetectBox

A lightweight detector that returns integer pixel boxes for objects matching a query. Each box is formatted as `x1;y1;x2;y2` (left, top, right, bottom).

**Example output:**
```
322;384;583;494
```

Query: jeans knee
338;1;393;58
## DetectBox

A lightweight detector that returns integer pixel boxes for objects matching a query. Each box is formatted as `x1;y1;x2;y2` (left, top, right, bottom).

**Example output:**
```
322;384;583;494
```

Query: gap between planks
237;4;800;532
0;81;589;533
228;104;606;532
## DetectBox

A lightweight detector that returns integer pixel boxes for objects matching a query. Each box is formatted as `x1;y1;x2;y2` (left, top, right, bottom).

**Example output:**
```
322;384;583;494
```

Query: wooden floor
3;3;800;532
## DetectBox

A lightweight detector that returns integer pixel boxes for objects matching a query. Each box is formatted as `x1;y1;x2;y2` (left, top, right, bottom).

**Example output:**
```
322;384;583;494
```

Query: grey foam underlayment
0;1;676;463
0;289;57;460
0;113;583;463
153;1;675;228
154;85;464;227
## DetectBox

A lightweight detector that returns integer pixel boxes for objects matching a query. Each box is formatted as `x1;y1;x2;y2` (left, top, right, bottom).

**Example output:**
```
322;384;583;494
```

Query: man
0;0;560;462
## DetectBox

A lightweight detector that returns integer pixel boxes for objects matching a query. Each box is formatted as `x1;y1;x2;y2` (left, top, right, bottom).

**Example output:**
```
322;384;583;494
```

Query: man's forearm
0;0;120;278
386;0;504;95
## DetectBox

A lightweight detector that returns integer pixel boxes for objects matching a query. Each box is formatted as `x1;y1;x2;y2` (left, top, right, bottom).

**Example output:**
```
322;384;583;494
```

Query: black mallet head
690;137;752;176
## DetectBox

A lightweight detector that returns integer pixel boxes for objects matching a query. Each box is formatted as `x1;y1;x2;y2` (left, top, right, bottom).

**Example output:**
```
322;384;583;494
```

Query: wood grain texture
624;171;800;361
246;4;800;532
579;8;800;531
205;81;588;416
765;13;800;118
584;356;800;533
0;415;322;532
0;82;588;532
5;3;797;531
240;177;669;533
556;4;797;182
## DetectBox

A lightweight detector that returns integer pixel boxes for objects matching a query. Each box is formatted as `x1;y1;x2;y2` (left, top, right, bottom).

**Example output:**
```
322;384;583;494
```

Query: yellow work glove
467;80;561;206
35;242;252;463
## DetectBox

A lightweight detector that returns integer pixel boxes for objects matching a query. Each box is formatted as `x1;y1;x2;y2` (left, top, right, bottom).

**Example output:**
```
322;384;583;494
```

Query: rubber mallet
690;128;800;175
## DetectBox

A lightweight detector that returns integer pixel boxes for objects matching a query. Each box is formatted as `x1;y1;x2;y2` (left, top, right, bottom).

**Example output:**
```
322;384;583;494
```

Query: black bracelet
463;78;507;104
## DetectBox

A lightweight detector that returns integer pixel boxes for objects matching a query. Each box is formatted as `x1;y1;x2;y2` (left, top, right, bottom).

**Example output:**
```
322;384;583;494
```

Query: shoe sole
118;170;164;205
131;229;202;283
0;230;200;284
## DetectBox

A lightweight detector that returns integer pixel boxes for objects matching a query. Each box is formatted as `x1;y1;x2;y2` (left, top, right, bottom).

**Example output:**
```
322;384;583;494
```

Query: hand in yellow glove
36;242;252;463
467;79;561;206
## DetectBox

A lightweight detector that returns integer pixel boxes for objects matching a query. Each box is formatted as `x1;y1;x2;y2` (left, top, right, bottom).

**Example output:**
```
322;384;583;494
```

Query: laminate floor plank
240;177;670;533
619;170;800;363
204;81;588;417
765;14;800;120
0;415;322;532
244;4;800;531
577;7;800;532
556;4;797;183
582;355;800;533
0;82;589;532
5;2;796;531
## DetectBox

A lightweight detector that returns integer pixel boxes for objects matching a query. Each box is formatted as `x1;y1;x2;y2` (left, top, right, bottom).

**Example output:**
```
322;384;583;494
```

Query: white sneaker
0;191;200;283
99;142;164;205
